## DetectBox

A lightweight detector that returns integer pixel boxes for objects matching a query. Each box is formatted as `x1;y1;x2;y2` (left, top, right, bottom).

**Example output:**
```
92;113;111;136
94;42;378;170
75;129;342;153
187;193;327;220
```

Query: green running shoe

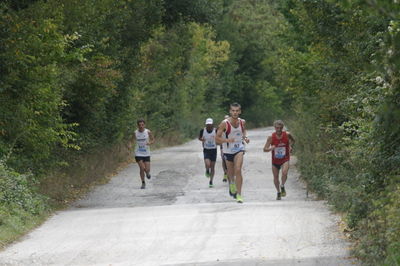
281;186;286;197
229;183;237;198
236;194;243;203
222;174;228;182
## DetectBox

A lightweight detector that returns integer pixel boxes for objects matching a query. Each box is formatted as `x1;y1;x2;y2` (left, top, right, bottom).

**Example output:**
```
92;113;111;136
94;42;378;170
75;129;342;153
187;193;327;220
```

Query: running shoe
236;194;243;203
209;181;214;188
146;172;151;179
229;183;237;198
222;174;228;182
141;182;146;189
276;192;281;200
281;186;286;197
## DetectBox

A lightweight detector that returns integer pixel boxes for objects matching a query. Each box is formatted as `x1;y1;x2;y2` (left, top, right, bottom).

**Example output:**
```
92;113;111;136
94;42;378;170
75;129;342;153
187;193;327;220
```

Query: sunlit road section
0;128;357;265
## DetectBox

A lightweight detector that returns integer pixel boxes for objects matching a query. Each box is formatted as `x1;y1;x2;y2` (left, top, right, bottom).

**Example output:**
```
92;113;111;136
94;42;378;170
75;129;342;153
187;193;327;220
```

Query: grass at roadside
0;208;50;250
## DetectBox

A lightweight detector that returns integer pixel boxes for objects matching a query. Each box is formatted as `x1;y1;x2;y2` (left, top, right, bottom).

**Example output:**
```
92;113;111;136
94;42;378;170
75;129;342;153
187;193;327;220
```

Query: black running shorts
135;156;150;162
203;148;217;162
223;150;244;162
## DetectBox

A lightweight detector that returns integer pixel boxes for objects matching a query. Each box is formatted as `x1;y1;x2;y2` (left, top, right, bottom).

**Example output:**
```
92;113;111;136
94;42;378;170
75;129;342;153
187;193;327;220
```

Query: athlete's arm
215;121;226;145
198;129;204;142
263;136;274;152
215;121;234;144
242;120;250;144
147;130;155;145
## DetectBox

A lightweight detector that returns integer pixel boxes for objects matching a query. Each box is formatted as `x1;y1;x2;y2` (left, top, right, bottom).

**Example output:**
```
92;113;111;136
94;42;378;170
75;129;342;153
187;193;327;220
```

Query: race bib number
205;140;215;148
138;144;147;152
232;141;242;153
137;140;148;152
274;146;286;159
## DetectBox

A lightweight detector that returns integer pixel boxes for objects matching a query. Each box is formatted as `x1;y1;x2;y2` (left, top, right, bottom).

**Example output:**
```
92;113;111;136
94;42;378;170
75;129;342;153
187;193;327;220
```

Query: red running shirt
271;131;290;165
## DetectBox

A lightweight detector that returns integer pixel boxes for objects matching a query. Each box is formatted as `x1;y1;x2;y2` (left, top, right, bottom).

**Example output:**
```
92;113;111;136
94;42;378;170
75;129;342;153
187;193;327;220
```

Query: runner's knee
234;168;242;176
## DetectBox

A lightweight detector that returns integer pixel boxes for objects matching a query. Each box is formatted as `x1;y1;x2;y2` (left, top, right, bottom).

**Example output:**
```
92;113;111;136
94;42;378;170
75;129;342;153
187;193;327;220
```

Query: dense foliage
275;1;400;264
0;0;399;264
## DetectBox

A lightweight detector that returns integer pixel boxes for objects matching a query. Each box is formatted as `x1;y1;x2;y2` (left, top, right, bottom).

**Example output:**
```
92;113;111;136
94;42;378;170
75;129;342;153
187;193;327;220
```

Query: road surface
0;127;357;265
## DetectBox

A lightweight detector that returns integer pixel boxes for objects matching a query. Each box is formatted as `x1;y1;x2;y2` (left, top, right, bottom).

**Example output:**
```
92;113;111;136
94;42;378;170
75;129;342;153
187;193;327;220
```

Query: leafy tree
0;4;79;172
216;0;287;125
133;22;229;137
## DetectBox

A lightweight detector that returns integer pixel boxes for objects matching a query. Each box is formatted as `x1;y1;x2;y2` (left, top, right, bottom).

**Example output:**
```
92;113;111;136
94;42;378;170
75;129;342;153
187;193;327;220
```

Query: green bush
0;161;48;246
355;181;400;265
0;162;48;215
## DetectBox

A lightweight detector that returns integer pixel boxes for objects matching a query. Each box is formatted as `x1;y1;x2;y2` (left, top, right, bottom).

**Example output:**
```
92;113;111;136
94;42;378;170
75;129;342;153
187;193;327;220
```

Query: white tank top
135;129;150;157
202;128;217;149
222;119;245;154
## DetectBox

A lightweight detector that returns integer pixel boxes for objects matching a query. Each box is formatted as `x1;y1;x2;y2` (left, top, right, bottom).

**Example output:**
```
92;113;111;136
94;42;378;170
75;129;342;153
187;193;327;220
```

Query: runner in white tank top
216;103;249;203
132;119;155;189
135;129;151;157
222;118;245;154
198;118;217;188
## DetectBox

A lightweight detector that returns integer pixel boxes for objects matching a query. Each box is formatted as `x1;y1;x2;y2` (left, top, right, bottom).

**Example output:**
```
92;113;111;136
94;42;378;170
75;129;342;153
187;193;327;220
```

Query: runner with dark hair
198;118;217;188
216;103;249;203
133;119;155;189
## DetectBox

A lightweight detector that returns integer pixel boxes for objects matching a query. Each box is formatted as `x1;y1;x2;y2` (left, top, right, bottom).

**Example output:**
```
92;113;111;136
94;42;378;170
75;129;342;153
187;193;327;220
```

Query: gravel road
0;127;357;266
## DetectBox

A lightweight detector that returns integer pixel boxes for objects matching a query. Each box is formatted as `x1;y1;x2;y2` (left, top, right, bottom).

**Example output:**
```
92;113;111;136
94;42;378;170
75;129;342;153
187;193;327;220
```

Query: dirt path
0;127;357;265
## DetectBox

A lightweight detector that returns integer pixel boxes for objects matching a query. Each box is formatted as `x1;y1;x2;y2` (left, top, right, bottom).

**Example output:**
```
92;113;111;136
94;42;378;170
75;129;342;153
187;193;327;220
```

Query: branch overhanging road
0;127;358;266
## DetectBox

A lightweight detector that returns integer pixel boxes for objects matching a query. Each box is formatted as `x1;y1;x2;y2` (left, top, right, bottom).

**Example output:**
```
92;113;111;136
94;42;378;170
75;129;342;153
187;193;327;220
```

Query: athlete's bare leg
222;157;227;175
272;165;280;192
233;152;244;195
204;158;211;176
221;153;228;182
144;161;151;177
225;160;235;184
281;161;289;186
137;160;146;182
210;161;216;181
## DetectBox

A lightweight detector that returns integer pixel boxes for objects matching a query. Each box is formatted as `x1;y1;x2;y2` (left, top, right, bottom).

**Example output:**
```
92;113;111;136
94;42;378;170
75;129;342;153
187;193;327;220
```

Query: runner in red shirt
263;120;295;200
